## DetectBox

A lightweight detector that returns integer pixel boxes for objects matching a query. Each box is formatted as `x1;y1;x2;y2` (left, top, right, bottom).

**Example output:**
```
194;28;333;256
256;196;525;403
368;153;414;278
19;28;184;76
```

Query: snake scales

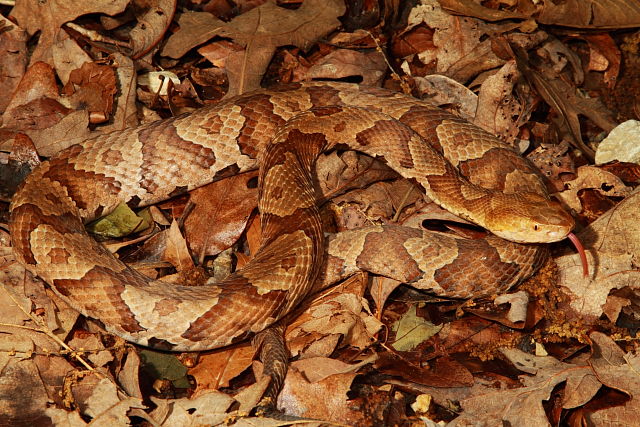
9;82;575;352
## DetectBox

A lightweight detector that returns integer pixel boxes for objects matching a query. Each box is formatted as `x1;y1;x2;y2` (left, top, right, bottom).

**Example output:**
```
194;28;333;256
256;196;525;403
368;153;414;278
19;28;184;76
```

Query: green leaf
139;349;190;388
391;304;442;352
87;203;151;238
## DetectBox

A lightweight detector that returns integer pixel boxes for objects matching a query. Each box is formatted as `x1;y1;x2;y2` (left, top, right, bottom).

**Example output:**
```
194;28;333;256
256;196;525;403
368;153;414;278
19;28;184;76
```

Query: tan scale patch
204;105;257;172
51;266;146;335
355;228;422;282
46;247;72;264
334;84;415;119
260;153;316;216
11;174;71;216
70;128;146;204
327;226;383;267
459;182;489;201
138;120;221;202
278;108;405;151
397;106;453;153
436;120;511;166
241;230;315;294
485;235;542;270
99;147;125;167
403;232;459;279
355;120;415;168
30;225;125;283
120;283;222;347
272;92;311;119
502;168;547;195
333;121;347;133
406;135;447;178
154;298;180;316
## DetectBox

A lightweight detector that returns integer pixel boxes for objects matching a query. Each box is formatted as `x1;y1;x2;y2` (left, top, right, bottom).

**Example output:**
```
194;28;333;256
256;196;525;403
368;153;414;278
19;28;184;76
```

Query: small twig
65;22;132;50
2;277;102;374
391;184;416;223
364;29;411;94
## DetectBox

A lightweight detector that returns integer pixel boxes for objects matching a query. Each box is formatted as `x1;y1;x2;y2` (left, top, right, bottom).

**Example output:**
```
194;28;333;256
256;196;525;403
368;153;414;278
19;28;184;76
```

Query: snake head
486;192;575;243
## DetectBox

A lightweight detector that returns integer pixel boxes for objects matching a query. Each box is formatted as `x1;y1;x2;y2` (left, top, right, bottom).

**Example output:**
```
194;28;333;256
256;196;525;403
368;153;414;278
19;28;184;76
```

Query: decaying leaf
129;0;176;58
0;15;28;114
9;0;128;70
183;171;258;259
556;188;640;322
391;304;443;352
164;0;345;95
2;0;639;424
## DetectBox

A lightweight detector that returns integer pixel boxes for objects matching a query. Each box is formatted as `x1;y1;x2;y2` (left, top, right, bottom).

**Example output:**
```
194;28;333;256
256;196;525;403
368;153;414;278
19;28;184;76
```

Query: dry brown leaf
370;277;403;317
62;62;117;124
537;0;640;29
129;0;177;58
587;332;640;423
1;61;62;129
164;0;345;95
305;49;387;86
408;0;499;80
408;1;546;83
437;0;529;22
436;316;520;355
197;39;245;68
556;188;640;322
556;165;632;213
0;61;91;157
117;349;143;399
220;0;345;95
333;179;418;226
21;110;90;157
439;0;640;29
291;354;377;384
286;274;381;358
413;74;478;121
474;61;522;143
277;369;362;422
67;333;112;368
0;133;39;199
183;171;258;259
82;378;146;425
377;353;474;388
526;141;575;193
106;53;139;131
51;32;93;86
584;34;621;89
0;359;51;425
514;47;617;160
9;0;128;69
148;391;234;425
315;150;396;200
0;16;28;114
162;220;195;272
161;11;226;59
188;344;254;393
449;348;598;426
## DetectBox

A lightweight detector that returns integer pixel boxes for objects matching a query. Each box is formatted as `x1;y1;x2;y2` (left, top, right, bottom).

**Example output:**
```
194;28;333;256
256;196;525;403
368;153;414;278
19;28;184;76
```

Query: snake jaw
486;193;575;243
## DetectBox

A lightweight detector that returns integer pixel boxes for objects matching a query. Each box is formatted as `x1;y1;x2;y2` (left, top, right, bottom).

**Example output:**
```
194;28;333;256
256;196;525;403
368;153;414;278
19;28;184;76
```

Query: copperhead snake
9;82;576;352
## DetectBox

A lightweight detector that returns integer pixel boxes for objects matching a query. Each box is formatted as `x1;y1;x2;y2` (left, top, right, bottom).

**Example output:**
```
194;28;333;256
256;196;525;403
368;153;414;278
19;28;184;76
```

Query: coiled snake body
9;82;574;351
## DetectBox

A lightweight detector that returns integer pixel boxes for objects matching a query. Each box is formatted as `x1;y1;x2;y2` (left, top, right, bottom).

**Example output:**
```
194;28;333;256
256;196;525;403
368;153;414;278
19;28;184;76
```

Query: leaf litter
1;0;640;425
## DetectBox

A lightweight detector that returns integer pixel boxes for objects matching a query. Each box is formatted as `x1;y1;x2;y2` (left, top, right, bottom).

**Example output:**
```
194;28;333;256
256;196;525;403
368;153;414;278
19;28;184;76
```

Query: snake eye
534;225;539;231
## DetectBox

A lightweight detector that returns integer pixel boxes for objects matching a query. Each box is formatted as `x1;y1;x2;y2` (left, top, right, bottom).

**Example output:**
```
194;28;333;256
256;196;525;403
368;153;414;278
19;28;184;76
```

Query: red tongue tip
567;232;589;277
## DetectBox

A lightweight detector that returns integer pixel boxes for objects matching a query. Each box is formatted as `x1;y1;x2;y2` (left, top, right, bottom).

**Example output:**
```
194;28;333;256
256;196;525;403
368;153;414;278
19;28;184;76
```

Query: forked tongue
567;232;589;277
